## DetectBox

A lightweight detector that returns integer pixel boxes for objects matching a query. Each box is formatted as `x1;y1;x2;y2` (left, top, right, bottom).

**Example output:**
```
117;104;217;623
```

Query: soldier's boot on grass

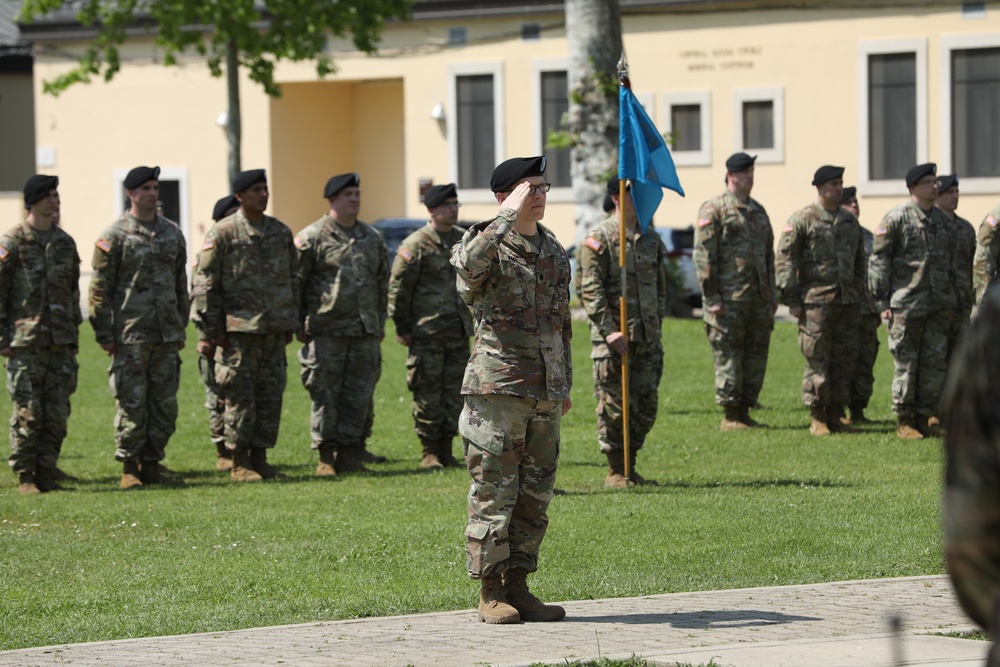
896;415;925;440
720;405;749;432
316;446;337;478
36;466;68;492
18;472;41;494
419;438;443;470
809;406;831;436
828;404;858;434
629;451;658;486
139;461;162;485
120;461;143;490
334;447;371;474
740;403;765;428
477;571;520;624
503;567;566;622
438;437;464;468
250;448;286;479
215;443;233;472
52;466;79;482
847;403;871;425
916;415;943;439
604;449;635;489
357;446;387;464
230;451;263;482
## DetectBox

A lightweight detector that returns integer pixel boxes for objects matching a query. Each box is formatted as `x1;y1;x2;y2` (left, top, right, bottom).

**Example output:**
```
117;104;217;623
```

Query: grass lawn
0;317;943;650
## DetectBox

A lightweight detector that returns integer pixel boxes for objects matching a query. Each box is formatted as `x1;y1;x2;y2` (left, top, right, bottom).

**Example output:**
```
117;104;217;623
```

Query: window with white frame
941;34;1000;190
661;91;711;166
448;63;504;195
732;87;784;164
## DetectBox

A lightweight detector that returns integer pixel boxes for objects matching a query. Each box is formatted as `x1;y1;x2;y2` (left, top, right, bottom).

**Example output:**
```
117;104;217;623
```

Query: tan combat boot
438;437;464;468
896;415;924;440
121;461;143;490
917;416;943;438
629;451;658;486
334;448;371;474
215;443;233;472
18;472;41;494
316;446;337;478
740;403;765;428
250;448;286;479
503;567;565;622
604;450;634;489
847;403;871;425
420;438;443;470
828;404;858;434
230;451;263;482
809;406;831;436
720;405;749;432
478;570;520;624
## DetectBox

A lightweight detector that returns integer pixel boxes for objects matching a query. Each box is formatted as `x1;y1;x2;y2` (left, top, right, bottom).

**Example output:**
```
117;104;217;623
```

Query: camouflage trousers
460;394;560;579
215;332;287;452
109;342;181;462
406;337;469;441
198;354;225;448
946;306;971;369
887;308;951;418
797;303;861;407
298;335;380;451
6;345;78;474
850;313;882;409
704;300;773;407
591;339;663;452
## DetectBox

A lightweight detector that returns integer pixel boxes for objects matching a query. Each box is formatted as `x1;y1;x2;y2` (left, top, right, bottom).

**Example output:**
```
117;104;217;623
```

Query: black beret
212;194;240;221
423;183;457;208
324;172;360;199
606;176;632;196
905;163;936;188
124;166;160;190
841;186;857;204
812;165;845;186
602;194;615;213
725;152;757;173
936;174;959;192
490;156;546;193
233;169;267;193
23;174;59;207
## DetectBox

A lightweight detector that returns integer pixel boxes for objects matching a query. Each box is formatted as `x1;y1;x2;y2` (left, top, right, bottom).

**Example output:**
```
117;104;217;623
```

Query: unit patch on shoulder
584;237;603;253
697;217;712;227
874;226;888;236
95;239;112;253
201;239;215;251
293;236;305;249
988;216;999;228
398;246;415;262
0;245;9;261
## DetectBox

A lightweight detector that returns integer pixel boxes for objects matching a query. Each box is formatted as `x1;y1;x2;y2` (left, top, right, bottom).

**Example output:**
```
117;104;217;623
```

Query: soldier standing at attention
578;176;666;487
1;175;81;494
935;175;976;347
388;183;473;470
192;169;299;482
869;163;957;440
693;152;776;432
971;201;1000;304
295;173;389;477
776;166;866;436
841;187;881;425
452;156;572;625
90;166;189;489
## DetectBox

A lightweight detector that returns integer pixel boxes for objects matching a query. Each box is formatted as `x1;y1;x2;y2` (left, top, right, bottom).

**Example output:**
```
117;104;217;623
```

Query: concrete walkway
0;575;986;667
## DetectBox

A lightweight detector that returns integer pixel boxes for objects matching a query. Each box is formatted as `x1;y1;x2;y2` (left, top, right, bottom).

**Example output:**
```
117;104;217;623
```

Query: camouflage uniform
0;222;81;474
972;203;1000;304
947;212;976;363
451;209;572;579
191;210;298;454
776;203;865;409
189;259;224;453
943;280;1000;665
578;215;667;453
694;190;776;408
296;215;388;453
90;213;188;463
388;223;473;445
869;202;957;419
850;227;882;412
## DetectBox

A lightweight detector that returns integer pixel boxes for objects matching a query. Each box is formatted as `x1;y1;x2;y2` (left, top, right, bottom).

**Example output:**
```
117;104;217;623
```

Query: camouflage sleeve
775;216;802;308
578;232;617;339
868;215;894;312
559;247;573;392
973;217;1000;304
286;228;301;333
693;202;721;308
452;209;517;295
656;236;669;320
70;244;82;346
377;235;389;332
0;236;16;350
88;228;120;345
852;221;867;304
764;211;776;300
294;231;314;333
191;229;225;340
174;232;190;328
388;242;419;337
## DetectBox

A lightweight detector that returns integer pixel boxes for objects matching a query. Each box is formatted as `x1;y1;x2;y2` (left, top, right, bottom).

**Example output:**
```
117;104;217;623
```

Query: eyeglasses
504;183;551;195
437;201;462;209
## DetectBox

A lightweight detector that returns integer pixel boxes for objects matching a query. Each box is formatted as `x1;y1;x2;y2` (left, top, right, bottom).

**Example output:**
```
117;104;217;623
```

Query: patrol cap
123;166;160;189
423;183;457;208
490;156;546;193
233;169;267;193
23;174;59;207
841;186;857;204
606;176;631;196
212;194;240;221
936;174;959;193
812;165;845;186
725;152;756;173
905;163;936;188
324;172;360;199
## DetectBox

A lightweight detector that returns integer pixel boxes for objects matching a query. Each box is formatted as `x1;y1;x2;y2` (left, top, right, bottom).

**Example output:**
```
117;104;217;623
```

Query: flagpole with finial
617;50;632;483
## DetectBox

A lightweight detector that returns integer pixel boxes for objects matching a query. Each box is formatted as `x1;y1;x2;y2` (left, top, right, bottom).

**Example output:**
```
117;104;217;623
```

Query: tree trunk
566;0;622;244
226;37;242;187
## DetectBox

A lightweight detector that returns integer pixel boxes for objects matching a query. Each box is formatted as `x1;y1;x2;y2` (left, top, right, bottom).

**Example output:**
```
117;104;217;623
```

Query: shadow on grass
564;609;822;628
556;477;853;496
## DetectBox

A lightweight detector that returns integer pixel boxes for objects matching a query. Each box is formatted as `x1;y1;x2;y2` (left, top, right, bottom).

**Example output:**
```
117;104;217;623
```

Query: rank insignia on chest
874;226;887;236
988;216;999;228
585;237;603;253
293;236;304;249
95;239;112;253
398;246;415;262
697;217;712;227
201;239;215;251
0;245;9;261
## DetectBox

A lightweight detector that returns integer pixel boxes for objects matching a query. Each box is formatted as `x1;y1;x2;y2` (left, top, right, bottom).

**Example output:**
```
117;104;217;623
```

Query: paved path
0;575;986;667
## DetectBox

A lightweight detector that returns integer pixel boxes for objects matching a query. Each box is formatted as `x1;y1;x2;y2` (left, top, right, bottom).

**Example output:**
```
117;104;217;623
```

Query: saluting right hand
500;181;533;218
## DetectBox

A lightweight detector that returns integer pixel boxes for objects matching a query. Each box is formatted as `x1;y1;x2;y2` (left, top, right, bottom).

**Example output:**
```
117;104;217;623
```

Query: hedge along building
14;0;1000;271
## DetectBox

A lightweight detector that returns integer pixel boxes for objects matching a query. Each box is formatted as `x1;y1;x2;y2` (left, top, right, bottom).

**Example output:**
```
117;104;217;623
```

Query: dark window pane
671;104;701;151
869;53;916;181
742;101;773;150
953;47;1000;178
456;74;495;189
541;70;570;187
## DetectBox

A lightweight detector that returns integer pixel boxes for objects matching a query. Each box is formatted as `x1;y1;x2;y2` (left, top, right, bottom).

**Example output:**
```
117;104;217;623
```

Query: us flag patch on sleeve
782;224;793;233
988;216;999;228
95;239;112;253
584;237;603;253
293;236;304;249
697;217;712;227
398;246;415;262
201;239;215;251
0;245;9;261
874;226;888;236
